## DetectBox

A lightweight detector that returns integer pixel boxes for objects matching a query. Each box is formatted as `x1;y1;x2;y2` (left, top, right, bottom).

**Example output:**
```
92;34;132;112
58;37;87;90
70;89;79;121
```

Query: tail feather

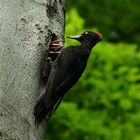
34;95;53;128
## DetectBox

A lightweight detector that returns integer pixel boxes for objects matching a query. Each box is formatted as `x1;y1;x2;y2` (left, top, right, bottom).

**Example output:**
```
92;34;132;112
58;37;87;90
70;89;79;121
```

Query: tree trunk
0;0;65;139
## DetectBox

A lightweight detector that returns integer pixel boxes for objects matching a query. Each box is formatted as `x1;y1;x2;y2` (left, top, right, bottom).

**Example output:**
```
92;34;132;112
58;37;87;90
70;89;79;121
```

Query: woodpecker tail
34;95;53;128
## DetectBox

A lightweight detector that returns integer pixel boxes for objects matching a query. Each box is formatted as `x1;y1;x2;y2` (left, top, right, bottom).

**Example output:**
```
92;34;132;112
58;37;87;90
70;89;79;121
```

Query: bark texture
0;0;65;139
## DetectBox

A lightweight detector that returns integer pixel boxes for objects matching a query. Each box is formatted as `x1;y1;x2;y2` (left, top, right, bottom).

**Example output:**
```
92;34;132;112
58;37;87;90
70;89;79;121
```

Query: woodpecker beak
67;35;82;41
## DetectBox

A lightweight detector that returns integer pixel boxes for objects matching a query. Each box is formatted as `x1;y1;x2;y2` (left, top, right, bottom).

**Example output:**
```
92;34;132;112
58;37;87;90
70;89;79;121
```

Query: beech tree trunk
0;0;65;139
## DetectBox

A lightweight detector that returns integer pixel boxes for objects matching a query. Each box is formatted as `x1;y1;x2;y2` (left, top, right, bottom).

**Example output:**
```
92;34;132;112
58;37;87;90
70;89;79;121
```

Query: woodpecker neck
81;41;97;51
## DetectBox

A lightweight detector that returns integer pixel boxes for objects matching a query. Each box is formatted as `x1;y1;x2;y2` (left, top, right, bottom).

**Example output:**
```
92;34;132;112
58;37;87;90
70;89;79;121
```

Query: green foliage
67;0;140;43
65;9;85;47
65;9;84;36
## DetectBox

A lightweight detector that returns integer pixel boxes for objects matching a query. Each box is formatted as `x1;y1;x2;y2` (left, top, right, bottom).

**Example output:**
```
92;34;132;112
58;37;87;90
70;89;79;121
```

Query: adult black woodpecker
34;31;102;127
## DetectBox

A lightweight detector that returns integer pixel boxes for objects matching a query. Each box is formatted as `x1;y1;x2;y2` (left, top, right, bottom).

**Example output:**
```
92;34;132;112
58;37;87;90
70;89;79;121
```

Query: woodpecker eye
84;32;88;35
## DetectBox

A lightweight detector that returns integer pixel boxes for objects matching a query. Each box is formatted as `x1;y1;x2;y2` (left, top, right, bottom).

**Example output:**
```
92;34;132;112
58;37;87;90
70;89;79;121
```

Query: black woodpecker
34;31;103;127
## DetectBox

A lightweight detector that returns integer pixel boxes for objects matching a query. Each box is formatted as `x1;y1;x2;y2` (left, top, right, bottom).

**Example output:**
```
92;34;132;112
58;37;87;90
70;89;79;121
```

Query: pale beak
67;35;82;39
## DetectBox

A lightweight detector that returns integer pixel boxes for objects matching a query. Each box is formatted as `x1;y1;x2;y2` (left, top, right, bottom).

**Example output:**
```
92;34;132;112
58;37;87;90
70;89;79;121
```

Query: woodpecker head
67;31;103;45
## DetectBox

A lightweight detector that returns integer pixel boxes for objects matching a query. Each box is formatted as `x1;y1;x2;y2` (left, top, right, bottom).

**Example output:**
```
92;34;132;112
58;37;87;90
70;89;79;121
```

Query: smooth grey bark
0;0;65;139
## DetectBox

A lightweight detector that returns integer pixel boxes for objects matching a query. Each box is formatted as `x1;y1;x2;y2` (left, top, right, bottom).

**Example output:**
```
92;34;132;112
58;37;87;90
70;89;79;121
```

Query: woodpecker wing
34;46;88;127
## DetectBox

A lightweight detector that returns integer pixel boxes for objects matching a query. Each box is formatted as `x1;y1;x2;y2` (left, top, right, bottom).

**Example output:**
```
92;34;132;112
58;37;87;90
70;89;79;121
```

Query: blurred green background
46;1;140;140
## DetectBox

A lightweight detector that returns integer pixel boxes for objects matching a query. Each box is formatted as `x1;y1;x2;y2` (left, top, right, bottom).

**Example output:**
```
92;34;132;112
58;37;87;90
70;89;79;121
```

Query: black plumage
34;31;102;127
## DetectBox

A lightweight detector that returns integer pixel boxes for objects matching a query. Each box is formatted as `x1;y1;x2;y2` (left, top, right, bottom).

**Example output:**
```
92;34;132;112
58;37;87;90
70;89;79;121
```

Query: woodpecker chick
48;33;64;61
34;31;102;127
